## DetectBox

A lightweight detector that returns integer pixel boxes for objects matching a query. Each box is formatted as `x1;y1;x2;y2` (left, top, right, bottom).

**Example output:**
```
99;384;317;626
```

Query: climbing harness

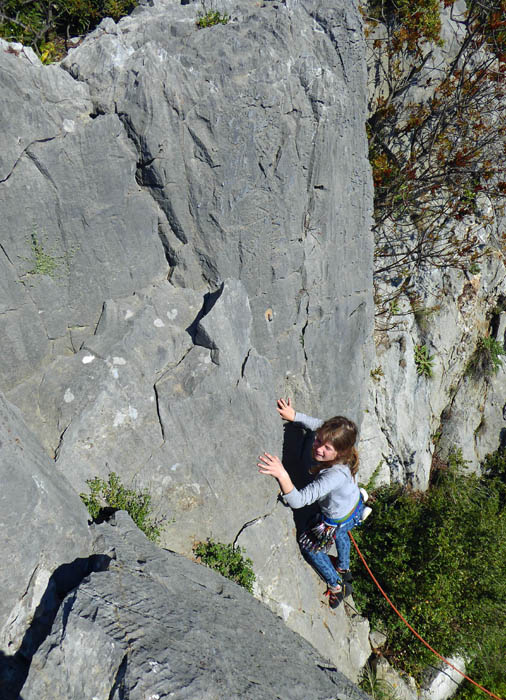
349;531;504;700
299;519;337;553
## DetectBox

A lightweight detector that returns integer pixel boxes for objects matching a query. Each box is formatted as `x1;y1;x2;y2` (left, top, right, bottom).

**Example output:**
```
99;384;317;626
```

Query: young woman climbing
257;398;365;609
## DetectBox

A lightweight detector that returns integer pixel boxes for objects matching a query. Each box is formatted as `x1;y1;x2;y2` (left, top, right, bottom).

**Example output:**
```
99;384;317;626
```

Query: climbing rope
348;531;504;700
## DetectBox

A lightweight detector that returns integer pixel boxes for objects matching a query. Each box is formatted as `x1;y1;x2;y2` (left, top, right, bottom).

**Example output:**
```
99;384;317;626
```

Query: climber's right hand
276;398;295;422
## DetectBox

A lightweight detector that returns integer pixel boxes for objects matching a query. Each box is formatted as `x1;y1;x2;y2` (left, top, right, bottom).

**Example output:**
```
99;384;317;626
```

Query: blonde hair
310;416;359;478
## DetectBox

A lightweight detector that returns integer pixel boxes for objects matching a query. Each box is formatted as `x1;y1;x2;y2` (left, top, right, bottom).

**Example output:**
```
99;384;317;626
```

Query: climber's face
312;435;339;462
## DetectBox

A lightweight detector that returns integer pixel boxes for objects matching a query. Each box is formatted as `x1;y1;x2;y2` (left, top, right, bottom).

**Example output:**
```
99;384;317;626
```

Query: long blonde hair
310;416;359;478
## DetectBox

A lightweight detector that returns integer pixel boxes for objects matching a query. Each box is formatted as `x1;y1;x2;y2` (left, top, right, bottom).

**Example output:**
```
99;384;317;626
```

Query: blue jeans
301;500;364;588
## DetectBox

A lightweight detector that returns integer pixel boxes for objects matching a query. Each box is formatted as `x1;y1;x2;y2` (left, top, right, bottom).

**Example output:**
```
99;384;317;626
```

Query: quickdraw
298;520;337;553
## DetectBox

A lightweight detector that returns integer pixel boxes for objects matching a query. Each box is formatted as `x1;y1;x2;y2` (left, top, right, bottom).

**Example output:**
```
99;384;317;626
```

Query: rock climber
258;398;367;608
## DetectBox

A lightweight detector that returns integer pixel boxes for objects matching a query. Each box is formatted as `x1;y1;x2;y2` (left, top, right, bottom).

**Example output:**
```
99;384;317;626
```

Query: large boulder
0;393;91;658
22;512;371;700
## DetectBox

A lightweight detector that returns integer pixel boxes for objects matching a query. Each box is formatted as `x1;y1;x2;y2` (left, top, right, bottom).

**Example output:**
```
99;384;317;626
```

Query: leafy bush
0;0;137;59
80;472;163;542
454;448;506;700
193;538;255;593
351;448;506;692
467;335;506;377
414;344;434;377
196;9;229;29
366;0;506;317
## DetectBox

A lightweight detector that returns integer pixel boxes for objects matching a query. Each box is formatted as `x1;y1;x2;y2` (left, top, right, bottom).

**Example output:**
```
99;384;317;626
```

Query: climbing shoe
325;585;344;609
360;487;369;503
337;568;353;584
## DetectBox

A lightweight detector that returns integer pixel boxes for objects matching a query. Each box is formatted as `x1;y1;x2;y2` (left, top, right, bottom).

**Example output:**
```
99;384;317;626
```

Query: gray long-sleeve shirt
283;412;360;521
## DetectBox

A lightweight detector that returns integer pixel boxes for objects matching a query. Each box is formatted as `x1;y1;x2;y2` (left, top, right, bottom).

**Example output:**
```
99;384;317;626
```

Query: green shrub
196;9;229;29
0;0;137;59
467;336;506;377
454;449;506;699
414;344;434;377
351;448;506;691
193;538;255;593
80;472;163;542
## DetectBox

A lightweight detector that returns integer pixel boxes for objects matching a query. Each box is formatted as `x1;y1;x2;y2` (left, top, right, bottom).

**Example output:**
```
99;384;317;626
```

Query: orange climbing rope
348;531;504;700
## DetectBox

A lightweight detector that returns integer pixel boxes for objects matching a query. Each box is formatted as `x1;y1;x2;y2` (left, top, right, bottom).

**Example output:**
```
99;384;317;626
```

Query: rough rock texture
60;0;374;420
420;656;466;700
0;0;375;688
23;512;371;700
0;39;167;397
372;657;418;700
0;392;91;657
370;654;465;700
360;0;506;489
359;241;506;490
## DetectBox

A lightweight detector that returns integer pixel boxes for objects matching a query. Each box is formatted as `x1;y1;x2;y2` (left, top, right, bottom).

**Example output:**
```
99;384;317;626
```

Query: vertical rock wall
0;0;374;686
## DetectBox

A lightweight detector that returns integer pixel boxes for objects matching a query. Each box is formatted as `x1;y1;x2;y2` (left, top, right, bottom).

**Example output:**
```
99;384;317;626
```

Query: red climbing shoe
325;585;344;609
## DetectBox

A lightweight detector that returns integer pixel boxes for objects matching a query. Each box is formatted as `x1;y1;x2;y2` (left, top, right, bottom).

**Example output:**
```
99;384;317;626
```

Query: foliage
0;0;137;59
414;344;434;377
370;366;385;381
19;231;73;281
359;662;400;700
351;448;506;691
23;232;61;277
365;0;506;317
466;335;506;376
454;448;506;699
364;460;384;492
193;538;255;593
196;9;229;29
80;472;163;542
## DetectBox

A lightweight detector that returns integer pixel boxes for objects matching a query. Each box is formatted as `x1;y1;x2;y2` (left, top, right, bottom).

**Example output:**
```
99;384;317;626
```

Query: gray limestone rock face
61;0;374;420
0;40;168;394
0;392;91;657
360;250;506;489
1;0;375;686
439;310;506;464
236;504;371;681
22;512;372;700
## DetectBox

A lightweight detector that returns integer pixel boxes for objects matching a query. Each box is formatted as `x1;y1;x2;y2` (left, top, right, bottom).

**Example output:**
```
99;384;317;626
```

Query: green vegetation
20;232;71;281
196;8;229;29
80;472;163;542
351;448;506;699
364;460;384;493
193;538;255;592
467;335;506;377
24;232;62;278
0;0;138;60
359;662;399;700
414;344;434;377
366;0;506;317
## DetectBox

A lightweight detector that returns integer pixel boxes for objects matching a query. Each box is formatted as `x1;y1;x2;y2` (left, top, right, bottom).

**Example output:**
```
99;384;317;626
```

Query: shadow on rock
280;422;320;536
0;553;111;700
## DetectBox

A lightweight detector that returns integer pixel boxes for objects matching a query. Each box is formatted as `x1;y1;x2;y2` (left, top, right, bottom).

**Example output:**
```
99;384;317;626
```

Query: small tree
365;0;506;316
